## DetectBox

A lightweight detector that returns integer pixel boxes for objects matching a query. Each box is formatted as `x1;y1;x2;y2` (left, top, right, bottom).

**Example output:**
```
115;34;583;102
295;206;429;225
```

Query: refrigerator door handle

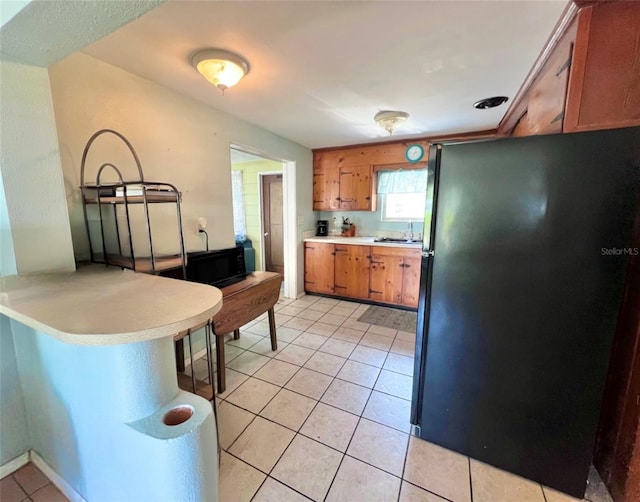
422;250;435;258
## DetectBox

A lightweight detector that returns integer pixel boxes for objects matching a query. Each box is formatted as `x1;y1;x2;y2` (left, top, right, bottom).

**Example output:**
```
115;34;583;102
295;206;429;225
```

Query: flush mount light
473;96;509;109
374;110;410;135
191;49;250;94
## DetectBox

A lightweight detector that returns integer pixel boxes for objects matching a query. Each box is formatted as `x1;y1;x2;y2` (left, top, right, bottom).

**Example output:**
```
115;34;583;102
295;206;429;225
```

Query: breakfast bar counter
0;264;223;345
1;265;223;501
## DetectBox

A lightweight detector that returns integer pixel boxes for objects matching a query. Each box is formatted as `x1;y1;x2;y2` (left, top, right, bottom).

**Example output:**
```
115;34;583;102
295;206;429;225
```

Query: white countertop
304;236;422;249
0;265;223;346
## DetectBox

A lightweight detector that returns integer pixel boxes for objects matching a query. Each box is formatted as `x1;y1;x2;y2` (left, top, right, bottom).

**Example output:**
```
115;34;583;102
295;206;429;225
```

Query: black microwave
187;247;247;288
163;246;247;288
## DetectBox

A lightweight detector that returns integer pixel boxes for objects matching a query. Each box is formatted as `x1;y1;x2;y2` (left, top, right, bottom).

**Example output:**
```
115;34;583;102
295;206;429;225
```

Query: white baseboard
0;451;29;478
30;450;86;502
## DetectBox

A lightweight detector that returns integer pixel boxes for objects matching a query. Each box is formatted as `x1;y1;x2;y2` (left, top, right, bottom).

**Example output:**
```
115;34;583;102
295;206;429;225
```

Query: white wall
49;52;313;296
0;316;29;466
0;59;74;471
0;169;18;276
0;60;75;274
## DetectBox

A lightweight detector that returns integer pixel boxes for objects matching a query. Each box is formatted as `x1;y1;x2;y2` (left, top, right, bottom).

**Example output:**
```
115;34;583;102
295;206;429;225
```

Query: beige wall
232;158;282;268
48;52;314;295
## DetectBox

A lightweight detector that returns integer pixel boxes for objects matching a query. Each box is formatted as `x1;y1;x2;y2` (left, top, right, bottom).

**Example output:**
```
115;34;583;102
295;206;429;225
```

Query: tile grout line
468;456;474;502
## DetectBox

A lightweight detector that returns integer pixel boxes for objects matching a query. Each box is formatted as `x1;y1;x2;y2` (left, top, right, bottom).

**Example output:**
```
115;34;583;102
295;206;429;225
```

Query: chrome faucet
408;221;414;241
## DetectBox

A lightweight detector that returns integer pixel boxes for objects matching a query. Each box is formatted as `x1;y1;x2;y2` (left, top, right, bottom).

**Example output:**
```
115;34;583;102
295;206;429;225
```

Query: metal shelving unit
80;129;186;278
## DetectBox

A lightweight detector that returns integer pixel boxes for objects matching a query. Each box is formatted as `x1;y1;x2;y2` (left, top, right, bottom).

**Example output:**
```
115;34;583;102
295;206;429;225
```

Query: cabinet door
339;165;373;211
334;245;370;299
312;167;326;211
313;166;340;211
401;256;422;309
565;2;640;132
369;253;403;305
526;31;573;135
304;242;335;294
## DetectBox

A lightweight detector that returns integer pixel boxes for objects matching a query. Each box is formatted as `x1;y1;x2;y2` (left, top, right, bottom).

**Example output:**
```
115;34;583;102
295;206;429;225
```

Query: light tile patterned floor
198;294;610;502
1;295;612;502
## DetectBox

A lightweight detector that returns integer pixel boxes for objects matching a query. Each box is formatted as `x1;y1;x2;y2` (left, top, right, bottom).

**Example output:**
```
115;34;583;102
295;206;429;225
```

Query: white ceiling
81;0;567;149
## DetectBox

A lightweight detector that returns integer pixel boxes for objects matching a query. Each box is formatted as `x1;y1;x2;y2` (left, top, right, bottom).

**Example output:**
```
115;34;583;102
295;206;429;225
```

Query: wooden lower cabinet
304;242;421;309
369;246;421;309
369;250;404;305
334;245;371;299
304;242;335;294
401;255;421;308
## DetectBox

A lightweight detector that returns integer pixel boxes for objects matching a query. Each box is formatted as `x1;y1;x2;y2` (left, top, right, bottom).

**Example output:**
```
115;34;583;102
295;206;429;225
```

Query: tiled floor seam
539;483;548;502
468;456;474;502
401;479;457;502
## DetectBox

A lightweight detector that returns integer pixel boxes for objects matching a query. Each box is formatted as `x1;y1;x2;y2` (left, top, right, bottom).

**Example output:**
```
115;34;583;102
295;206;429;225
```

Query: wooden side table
212;271;283;393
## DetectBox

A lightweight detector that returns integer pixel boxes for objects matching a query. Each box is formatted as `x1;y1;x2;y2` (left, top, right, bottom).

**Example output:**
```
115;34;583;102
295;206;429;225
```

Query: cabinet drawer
371;246;421;258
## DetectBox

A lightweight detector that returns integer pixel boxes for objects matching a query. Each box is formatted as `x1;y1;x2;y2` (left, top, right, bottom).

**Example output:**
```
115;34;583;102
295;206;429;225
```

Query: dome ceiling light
374;110;410;135
191;49;250;94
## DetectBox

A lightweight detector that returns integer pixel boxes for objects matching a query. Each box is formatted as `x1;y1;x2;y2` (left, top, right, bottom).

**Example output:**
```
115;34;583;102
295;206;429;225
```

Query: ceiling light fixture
374;110;410;135
191;49;250;94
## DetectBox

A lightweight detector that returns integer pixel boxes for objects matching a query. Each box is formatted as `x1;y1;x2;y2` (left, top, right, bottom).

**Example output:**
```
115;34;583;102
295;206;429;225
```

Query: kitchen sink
373;237;422;245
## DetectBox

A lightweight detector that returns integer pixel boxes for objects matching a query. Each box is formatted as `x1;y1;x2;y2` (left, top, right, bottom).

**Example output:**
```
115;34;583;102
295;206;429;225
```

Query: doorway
230;147;294;296
261;174;284;275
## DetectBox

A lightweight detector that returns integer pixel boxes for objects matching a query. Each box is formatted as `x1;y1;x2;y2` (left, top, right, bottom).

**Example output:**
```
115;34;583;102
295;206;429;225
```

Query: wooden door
401;256;422;309
304;242;335;294
262;174;284;274
334;245;370;298
339;165;372;210
369;252;403;304
324;167;340;210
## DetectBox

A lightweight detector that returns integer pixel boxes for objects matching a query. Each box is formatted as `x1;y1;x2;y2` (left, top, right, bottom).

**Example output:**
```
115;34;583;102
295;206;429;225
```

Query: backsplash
316;211;425;240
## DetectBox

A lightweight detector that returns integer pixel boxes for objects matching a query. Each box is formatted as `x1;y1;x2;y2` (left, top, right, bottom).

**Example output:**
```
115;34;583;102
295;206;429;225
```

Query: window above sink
377;170;428;222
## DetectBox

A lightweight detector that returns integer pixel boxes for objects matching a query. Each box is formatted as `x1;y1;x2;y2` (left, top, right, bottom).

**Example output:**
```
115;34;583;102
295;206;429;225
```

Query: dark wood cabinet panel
526;35;573;135
565;2;640;132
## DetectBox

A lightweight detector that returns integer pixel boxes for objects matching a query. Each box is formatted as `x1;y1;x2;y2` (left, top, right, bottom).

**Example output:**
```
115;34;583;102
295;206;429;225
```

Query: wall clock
405;144;424;163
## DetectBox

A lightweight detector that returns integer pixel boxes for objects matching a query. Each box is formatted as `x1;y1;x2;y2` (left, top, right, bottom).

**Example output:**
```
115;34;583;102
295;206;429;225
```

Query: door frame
258;171;284;273
230;143;297;299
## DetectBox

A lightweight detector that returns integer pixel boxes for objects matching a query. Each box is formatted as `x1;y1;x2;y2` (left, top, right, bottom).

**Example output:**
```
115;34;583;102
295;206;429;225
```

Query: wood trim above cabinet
498;2;579;136
312;129;496;168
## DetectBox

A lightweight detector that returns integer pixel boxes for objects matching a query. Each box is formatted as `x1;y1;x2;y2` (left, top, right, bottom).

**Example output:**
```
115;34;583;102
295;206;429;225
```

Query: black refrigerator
411;127;640;498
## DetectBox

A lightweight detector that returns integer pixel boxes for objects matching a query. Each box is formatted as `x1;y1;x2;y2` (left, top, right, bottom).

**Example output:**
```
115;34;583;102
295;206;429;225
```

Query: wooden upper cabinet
334;245;370;298
501;0;640;137
304;242;335;294
523;30;574;135
313;165;340;211
564;1;640;132
312;140;430;212
339;165;374;211
312;164;374;211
